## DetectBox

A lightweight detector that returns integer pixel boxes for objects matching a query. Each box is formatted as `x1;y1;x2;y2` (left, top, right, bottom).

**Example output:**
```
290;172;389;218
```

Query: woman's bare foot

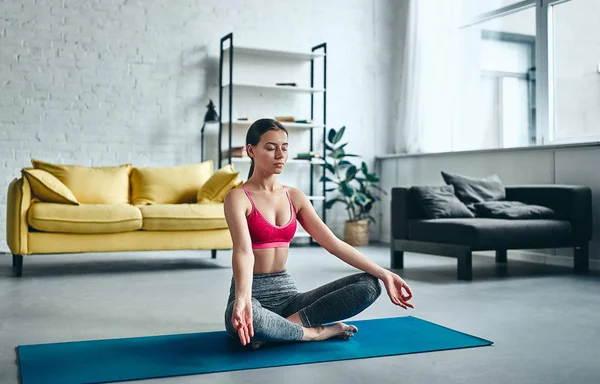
308;322;358;341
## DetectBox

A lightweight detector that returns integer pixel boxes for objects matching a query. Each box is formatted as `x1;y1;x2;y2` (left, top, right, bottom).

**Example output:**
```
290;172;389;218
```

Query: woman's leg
280;272;382;327
224;298;304;343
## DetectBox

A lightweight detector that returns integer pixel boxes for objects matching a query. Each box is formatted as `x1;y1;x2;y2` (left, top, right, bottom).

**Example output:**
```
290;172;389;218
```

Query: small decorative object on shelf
321;126;387;246
274;116;296;122
201;100;219;162
294;151;321;160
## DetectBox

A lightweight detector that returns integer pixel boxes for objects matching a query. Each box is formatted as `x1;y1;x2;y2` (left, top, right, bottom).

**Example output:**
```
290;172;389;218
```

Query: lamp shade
204;100;219;123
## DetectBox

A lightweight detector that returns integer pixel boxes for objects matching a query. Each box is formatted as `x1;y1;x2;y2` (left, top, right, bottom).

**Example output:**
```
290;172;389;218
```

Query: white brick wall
0;0;403;252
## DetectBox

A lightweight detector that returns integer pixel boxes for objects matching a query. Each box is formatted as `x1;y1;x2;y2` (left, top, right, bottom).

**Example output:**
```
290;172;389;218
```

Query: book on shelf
294;151;321;160
222;146;248;158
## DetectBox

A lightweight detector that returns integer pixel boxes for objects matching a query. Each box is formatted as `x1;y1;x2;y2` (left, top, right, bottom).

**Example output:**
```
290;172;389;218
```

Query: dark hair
246;118;288;179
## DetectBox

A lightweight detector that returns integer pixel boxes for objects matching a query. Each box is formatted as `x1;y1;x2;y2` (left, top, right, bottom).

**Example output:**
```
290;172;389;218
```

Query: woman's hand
232;297;254;346
382;272;414;309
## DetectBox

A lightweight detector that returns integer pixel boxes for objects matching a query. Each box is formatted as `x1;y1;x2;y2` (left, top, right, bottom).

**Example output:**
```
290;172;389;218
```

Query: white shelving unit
222;46;325;60
222;83;325;94
222;120;324;130
229;157;325;165
217;33;328;241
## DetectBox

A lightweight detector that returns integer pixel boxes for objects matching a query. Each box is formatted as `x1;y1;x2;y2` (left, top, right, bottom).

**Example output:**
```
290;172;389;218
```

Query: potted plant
320;126;387;246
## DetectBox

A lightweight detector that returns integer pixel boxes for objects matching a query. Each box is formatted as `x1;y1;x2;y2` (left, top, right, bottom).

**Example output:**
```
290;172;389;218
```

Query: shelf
307;196;325;201
222;121;324;130
222;83;325;94
223;46;325;61
229;157;325;165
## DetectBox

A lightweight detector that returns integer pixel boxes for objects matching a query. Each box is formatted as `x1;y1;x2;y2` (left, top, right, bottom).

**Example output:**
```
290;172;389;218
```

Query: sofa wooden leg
211;249;217;259
457;251;472;281
13;254;23;277
574;244;589;274
391;247;404;269
496;249;507;263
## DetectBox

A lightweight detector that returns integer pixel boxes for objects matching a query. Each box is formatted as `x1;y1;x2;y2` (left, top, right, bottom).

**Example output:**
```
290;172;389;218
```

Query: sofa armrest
6;177;31;255
391;187;426;240
505;185;592;243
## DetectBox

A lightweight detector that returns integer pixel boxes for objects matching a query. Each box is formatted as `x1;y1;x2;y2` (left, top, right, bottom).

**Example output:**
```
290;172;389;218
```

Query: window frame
460;0;578;148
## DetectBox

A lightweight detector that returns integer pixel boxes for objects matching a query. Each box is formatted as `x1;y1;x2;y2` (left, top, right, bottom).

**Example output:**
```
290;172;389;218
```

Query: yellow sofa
6;159;241;277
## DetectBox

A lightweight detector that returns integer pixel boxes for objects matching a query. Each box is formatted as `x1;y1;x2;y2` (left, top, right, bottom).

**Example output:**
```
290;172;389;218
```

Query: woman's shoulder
224;185;248;206
284;185;309;207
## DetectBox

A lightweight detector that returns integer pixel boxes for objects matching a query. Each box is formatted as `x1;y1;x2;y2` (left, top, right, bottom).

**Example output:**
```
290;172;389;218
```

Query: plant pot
343;219;369;246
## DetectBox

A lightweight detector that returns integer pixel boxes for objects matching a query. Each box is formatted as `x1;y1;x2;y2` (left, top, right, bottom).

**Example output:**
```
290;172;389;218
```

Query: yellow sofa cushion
31;159;132;204
138;203;227;231
131;161;213;205
22;168;79;205
197;164;242;203
28;203;142;234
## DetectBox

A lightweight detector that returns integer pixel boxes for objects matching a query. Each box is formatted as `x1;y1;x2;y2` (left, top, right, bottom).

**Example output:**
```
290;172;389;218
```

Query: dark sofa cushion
441;171;505;205
411;185;474;219
473;201;555;220
408;218;572;249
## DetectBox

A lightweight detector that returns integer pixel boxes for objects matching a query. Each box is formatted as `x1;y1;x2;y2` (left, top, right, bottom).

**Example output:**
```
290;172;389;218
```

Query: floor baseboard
475;250;600;271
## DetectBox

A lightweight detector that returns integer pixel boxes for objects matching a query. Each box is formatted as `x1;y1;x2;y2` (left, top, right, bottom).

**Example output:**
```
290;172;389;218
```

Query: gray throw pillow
411;185;475;219
441;171;506;205
473;201;555;220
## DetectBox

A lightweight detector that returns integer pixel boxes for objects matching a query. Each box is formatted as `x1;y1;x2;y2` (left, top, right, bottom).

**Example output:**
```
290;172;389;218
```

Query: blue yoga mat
17;316;492;384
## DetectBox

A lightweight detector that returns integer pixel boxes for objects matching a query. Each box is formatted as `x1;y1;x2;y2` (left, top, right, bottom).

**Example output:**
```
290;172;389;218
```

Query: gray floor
1;245;599;384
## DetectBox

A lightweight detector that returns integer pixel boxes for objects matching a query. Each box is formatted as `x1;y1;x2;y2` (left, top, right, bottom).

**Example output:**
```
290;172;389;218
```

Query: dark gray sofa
390;185;592;280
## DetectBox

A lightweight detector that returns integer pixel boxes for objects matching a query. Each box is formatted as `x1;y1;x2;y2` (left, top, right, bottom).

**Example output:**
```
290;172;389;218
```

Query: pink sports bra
241;186;297;249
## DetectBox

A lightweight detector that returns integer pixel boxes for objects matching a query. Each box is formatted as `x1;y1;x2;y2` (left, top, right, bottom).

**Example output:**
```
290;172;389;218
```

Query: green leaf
345;165;357;181
341;153;361;158
327;128;337;144
366;173;379;182
361;161;368;175
325;163;335;175
332;126;346;145
338;143;349;151
325;198;346;210
367;215;377;223
338;160;353;167
340;182;354;198
325;142;335;151
331;148;345;159
319;176;334;183
354;192;369;206
325;188;336;192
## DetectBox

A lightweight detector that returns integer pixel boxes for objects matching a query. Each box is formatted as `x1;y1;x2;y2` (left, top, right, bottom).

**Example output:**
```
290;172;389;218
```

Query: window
453;0;597;150
455;5;536;151
550;0;600;143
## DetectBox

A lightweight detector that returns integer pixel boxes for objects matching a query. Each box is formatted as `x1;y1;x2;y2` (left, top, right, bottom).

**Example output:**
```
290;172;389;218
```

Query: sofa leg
391;247;404;269
457;251;472;281
574;244;589;274
13;254;23;278
496;249;507;263
211;249;217;259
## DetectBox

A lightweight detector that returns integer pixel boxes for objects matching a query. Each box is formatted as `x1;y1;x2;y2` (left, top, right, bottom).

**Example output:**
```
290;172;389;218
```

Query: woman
223;118;414;348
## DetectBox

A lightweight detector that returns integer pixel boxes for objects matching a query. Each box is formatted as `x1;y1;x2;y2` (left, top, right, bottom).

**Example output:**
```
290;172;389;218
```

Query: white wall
377;143;600;269
0;0;408;252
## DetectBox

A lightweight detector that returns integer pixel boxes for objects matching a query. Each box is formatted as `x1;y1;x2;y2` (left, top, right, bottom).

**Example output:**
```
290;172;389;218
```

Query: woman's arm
290;187;388;280
290;187;414;309
223;188;254;300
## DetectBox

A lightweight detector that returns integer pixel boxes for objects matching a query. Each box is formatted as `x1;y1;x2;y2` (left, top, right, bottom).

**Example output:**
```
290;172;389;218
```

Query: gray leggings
224;271;382;343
